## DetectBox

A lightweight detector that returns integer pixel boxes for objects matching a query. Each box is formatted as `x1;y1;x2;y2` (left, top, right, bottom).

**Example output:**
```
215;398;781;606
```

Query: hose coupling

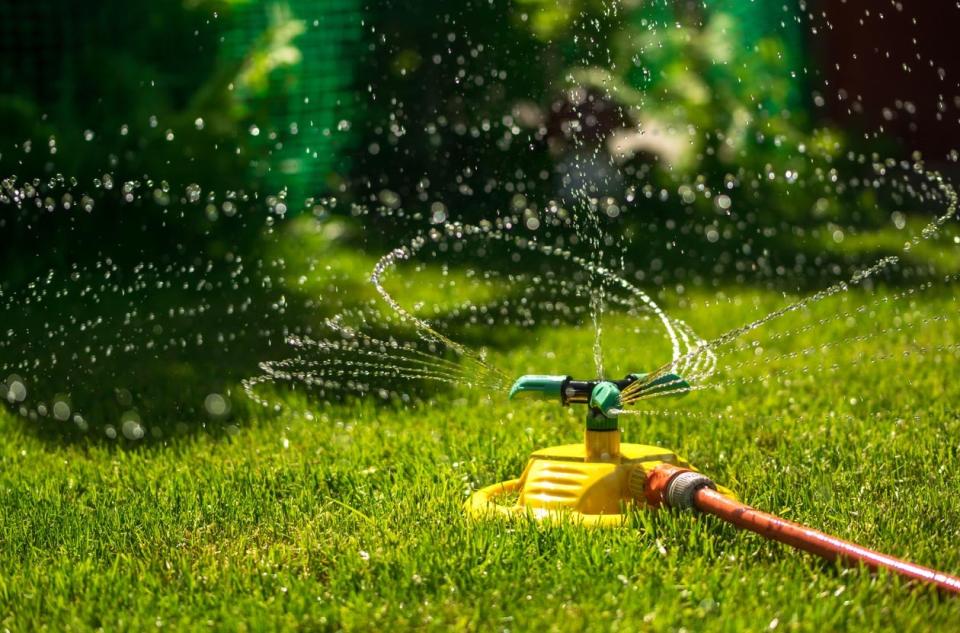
666;471;717;511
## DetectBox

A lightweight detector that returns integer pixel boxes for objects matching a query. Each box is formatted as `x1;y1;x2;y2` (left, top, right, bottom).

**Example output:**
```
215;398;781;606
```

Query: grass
2;224;960;630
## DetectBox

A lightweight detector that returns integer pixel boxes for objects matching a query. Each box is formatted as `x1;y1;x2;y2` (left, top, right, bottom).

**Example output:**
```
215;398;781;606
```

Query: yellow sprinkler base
466;430;735;527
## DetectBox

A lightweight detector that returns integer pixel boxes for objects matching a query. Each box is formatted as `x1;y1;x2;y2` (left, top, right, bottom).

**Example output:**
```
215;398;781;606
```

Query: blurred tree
344;0;911;287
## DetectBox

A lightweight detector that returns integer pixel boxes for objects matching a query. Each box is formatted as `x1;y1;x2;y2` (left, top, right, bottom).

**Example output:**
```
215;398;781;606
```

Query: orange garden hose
646;464;960;595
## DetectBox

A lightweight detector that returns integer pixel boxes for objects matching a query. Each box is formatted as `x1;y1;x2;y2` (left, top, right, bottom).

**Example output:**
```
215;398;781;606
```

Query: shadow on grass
0;215;389;444
5;210;957;447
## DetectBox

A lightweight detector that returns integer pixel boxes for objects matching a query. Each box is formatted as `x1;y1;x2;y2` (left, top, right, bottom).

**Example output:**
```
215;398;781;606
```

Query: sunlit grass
2;262;959;629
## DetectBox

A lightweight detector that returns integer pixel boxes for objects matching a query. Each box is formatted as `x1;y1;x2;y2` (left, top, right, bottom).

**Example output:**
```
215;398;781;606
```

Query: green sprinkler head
508;372;689;407
508;371;690;431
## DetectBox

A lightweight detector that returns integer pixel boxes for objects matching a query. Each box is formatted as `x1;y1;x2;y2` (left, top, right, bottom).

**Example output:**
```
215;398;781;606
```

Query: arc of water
621;166;958;407
369;222;706;392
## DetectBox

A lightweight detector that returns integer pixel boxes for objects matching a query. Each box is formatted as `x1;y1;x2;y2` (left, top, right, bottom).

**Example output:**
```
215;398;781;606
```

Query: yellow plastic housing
467;432;735;527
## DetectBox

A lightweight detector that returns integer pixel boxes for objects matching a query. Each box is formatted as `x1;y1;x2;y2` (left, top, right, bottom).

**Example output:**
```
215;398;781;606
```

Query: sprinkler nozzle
629;371;690;398
508;375;567;401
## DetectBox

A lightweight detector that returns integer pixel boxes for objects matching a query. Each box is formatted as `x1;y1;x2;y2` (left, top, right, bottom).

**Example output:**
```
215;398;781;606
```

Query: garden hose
645;463;960;596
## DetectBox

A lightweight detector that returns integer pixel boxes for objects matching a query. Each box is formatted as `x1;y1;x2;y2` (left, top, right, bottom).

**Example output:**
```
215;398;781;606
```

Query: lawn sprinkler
467;373;960;595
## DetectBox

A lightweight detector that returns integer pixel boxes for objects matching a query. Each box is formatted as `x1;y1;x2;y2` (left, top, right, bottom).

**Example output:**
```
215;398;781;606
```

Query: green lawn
2;229;960;630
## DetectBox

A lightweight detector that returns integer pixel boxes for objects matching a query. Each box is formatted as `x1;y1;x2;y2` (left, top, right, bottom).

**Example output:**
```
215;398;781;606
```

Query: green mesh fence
222;0;363;208
0;0;363;205
0;1;79;114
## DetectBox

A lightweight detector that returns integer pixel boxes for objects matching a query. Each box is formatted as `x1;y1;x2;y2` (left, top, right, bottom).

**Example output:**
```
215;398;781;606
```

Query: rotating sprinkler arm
509;372;690;461
508;372;690;408
509;375;627;429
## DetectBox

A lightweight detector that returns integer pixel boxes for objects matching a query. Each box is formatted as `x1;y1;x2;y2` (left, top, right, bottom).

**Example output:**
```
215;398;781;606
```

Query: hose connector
666;470;717;511
642;463;716;510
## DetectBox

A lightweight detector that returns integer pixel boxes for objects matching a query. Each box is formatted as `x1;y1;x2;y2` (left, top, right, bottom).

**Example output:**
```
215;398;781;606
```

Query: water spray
467;373;960;595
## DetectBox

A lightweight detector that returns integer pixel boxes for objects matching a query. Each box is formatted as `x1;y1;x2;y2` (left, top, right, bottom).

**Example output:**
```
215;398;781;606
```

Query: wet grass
2;263;960;630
